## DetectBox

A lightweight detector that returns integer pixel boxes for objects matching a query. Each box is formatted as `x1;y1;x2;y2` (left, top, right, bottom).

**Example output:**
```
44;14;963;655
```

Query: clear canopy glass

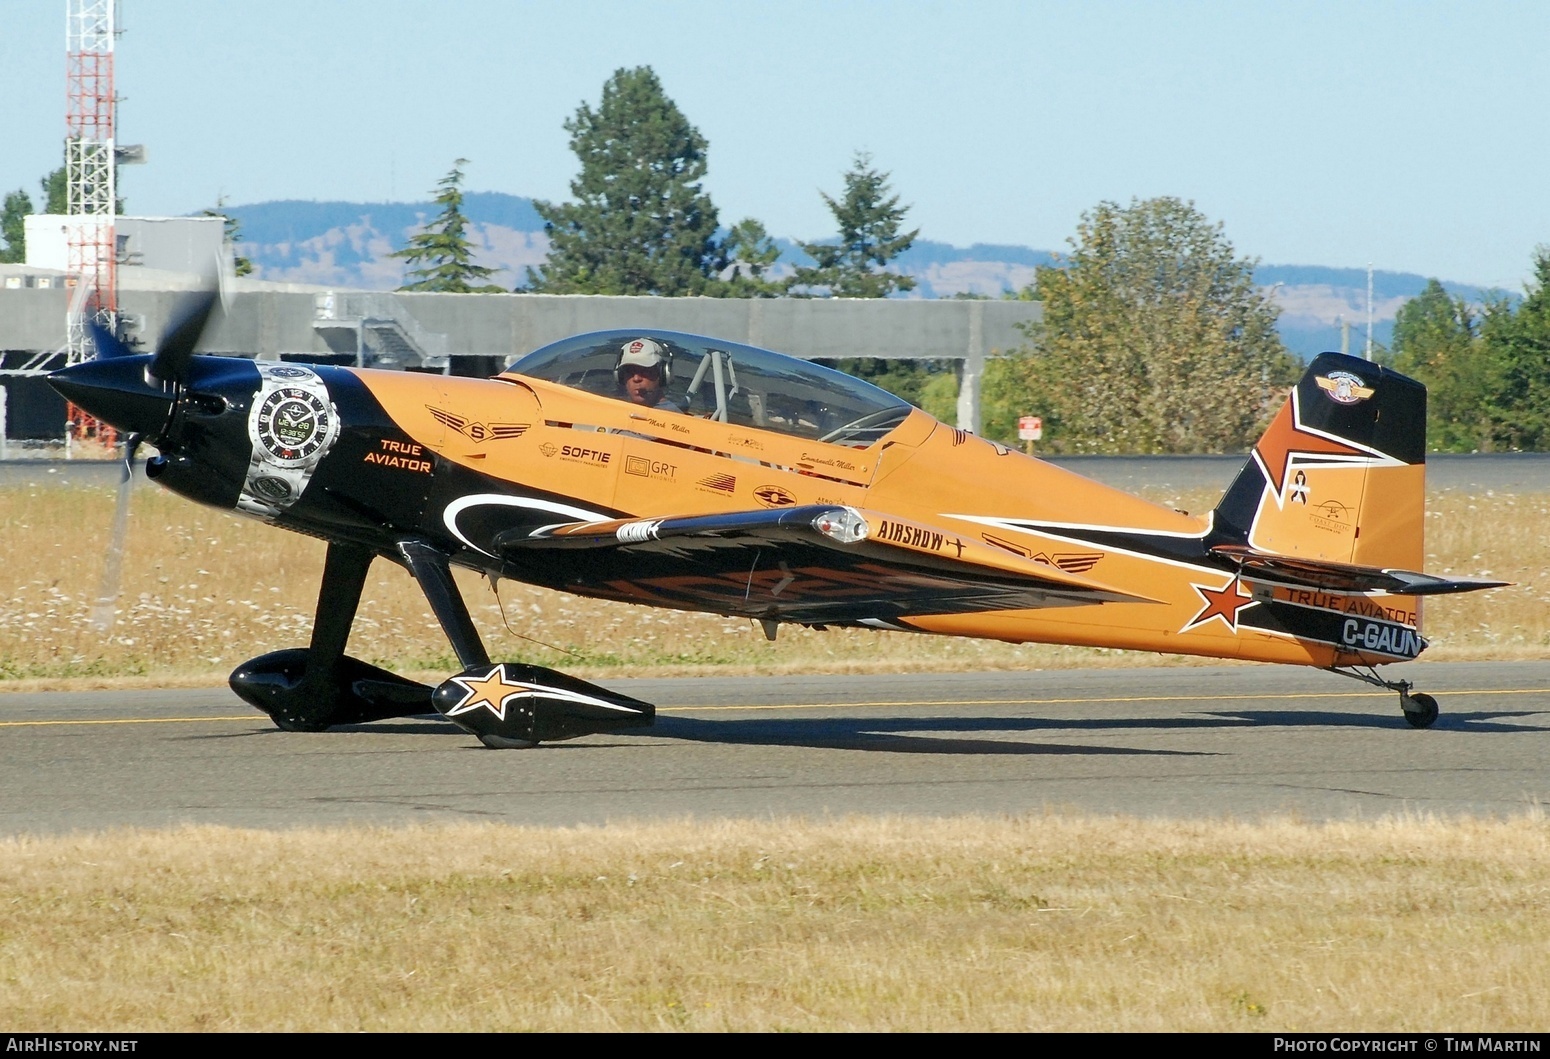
506;329;913;447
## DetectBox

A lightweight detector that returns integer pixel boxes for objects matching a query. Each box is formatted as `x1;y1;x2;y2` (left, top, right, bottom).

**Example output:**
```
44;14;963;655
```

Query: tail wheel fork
1327;666;1440;729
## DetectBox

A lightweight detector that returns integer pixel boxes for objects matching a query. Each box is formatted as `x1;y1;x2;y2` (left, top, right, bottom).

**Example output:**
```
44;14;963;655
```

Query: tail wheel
1401;692;1439;729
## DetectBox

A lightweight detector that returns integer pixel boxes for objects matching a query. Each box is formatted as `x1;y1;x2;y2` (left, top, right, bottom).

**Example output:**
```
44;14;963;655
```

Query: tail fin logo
1315;372;1375;405
1289;470;1310;504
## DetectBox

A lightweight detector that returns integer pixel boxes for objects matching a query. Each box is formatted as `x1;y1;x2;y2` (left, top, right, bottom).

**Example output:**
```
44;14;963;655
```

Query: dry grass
1421;488;1550;654
1;814;1546;1031
0;483;1542;687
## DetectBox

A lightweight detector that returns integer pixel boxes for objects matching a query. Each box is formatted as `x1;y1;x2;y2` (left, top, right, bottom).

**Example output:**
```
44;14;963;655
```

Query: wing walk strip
4;686;1546;727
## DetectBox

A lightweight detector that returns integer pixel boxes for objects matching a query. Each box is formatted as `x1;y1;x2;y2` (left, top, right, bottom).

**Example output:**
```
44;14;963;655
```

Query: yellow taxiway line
0;715;262;727
0;687;1544;728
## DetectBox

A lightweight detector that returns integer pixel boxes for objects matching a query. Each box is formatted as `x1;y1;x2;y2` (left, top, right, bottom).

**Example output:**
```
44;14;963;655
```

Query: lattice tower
64;0;118;448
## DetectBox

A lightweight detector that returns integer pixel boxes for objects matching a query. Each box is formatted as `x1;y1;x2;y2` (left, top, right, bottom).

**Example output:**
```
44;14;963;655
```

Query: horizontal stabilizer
1210;543;1511;596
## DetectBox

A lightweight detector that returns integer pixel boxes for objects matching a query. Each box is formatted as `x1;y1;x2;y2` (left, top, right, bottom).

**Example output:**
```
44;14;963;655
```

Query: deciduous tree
0;188;31;263
41;165;66;215
391;159;503;293
1002;197;1297;453
787;153;918;298
527;67;722;295
0;164;118;264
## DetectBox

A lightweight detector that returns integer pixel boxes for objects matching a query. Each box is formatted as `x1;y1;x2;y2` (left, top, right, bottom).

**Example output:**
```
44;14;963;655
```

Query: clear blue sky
2;0;1545;289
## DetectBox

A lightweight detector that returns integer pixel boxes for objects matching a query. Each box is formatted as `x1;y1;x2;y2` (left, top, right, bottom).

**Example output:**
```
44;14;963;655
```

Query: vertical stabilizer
1212;353;1426;571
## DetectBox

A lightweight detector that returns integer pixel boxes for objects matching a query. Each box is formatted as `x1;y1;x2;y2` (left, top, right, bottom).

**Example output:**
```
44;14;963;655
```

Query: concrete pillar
259;290;279;360
747;297;764;349
956;300;984;434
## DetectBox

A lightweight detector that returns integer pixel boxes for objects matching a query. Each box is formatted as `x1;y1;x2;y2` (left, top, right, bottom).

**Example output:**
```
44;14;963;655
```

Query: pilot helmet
615;337;671;382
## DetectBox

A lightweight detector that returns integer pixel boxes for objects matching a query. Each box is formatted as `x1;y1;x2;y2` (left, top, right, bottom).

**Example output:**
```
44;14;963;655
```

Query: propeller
78;284;222;632
91;431;143;633
86;317;135;360
148;288;220;383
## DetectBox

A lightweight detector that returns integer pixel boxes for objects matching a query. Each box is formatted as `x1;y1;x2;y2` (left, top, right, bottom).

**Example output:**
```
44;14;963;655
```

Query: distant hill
224;193;1504;360
232;194;546;244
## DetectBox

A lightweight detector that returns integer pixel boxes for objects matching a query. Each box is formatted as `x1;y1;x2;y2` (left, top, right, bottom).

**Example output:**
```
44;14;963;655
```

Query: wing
493;504;1159;625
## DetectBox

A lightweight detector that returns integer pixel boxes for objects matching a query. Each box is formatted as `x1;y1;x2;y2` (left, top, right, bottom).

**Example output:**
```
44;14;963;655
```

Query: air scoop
48;355;177;441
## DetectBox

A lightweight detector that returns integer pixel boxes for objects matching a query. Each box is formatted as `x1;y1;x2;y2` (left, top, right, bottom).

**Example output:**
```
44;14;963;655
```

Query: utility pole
1365;262;1374;361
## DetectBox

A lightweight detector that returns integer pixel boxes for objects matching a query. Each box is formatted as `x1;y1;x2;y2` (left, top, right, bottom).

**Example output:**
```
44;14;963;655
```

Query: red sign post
1018;415;1043;454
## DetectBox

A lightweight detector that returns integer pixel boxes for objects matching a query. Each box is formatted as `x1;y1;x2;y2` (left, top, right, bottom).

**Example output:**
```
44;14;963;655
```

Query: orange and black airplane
50;299;1505;746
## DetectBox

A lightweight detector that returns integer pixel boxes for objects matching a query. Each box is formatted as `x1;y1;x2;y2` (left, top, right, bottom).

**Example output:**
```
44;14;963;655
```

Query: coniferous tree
1491;248;1550;449
391;159;503;293
715;218;783;297
202;197;253;276
1391;279;1508;451
528;67;722;295
787;152;918;298
794;154;943;403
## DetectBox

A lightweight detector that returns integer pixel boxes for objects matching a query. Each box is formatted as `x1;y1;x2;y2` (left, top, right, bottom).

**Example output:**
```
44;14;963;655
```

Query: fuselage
52;350;1426;672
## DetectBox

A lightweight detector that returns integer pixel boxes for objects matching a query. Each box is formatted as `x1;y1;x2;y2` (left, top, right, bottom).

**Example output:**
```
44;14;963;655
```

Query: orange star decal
445;664;528;721
1183;579;1254;633
1252;399;1369;496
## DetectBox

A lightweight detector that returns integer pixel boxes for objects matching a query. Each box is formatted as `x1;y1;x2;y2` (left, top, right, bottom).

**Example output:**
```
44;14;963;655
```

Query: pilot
616;337;676;409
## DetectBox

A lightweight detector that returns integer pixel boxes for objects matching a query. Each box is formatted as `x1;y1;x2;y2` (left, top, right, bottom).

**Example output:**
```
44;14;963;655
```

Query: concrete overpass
0;265;1041;438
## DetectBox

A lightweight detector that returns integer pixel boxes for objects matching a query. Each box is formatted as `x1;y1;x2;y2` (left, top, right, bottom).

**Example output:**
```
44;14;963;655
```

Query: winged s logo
427;406;529;445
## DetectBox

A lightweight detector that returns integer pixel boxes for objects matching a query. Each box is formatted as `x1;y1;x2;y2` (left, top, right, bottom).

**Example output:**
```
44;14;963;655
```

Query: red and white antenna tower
64;0;119;447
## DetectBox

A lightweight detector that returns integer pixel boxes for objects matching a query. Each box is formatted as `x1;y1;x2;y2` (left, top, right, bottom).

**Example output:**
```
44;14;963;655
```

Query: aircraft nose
48;355;177;439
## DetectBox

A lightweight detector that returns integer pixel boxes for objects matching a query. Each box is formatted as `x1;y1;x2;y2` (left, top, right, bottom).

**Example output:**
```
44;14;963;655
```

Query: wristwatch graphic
239;364;341;518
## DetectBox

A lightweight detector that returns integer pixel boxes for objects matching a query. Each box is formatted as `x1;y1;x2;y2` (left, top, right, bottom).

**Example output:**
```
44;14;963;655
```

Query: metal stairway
312;292;449;370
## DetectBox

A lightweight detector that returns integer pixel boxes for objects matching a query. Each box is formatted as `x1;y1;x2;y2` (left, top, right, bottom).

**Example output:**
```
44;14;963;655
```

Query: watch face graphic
240;366;342;519
256;387;334;463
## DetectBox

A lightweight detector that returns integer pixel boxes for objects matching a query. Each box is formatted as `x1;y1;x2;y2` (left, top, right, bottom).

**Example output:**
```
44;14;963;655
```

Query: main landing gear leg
395;539;491;670
1327;666;1440;729
398;538;530;748
396;538;654;749
230;541;435;730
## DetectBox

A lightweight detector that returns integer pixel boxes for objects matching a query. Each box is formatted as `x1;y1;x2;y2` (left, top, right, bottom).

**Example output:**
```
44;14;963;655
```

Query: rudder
1211;352;1426;571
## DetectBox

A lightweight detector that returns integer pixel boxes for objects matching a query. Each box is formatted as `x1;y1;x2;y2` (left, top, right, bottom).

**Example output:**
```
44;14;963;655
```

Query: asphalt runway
3;455;1546;834
3;661;1547;834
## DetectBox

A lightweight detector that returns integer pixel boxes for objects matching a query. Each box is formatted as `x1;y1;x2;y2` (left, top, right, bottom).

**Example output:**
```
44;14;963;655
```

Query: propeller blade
216;247;235;313
147;289;220;383
91;432;143;633
87;319;134;360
